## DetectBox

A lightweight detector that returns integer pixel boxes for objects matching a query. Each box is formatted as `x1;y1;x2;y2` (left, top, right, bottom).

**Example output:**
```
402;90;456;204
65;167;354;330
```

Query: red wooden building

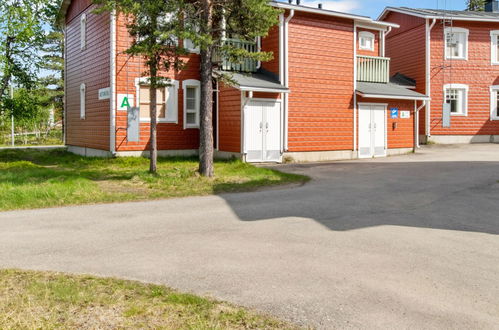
380;1;499;144
59;0;427;162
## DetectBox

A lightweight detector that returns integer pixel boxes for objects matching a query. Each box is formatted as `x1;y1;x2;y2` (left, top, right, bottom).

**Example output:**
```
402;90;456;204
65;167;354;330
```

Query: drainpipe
283;9;294;151
425;18;436;141
381;26;392;57
414;100;427;150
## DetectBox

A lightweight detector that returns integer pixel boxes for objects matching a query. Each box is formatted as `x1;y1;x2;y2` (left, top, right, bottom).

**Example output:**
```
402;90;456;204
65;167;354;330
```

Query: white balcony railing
219;38;258;73
357;55;390;83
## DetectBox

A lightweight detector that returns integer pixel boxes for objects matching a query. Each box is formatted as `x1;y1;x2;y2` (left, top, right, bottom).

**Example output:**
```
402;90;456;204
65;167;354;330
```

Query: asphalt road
1;144;499;329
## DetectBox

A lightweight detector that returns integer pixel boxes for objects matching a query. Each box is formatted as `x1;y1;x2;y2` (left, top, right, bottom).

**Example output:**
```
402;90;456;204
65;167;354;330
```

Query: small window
490;86;499;120
490;31;499;64
445;27;468;60
139;86;167;119
359;31;375;51
80;13;87;50
444;84;468;116
135;79;179;123
80;83;86;119
183;79;200;128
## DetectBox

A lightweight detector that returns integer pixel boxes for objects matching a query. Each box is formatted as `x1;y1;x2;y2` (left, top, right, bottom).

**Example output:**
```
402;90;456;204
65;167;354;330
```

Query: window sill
450;113;467;117
184;125;199;129
445;57;467;61
359;47;374;51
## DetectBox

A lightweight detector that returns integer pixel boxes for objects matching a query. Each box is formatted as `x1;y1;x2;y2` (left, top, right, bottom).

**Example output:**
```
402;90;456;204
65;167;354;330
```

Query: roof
218;71;290;93
271;1;399;29
390;73;416;89
356;82;429;100
379;7;499;22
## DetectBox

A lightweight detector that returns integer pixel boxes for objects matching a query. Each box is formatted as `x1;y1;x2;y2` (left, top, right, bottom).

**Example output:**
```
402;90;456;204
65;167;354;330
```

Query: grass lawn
0;269;297;329
0;149;308;211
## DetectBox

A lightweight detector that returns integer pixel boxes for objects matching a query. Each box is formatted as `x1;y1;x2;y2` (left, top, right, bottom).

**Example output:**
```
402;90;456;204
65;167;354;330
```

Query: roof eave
56;0;71;27
379;7;499;23
356;91;430;101
238;85;290;93
270;1;398;29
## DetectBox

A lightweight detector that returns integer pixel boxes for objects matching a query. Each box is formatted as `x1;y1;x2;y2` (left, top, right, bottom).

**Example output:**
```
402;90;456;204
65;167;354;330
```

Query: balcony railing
219;38;258;73
356;55;390;84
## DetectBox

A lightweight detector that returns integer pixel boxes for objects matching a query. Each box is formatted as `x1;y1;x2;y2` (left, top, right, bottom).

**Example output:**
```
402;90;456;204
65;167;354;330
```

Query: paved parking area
1;144;498;329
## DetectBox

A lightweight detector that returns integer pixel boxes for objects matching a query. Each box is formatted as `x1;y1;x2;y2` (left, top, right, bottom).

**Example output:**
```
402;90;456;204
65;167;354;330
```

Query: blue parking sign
390;108;399;119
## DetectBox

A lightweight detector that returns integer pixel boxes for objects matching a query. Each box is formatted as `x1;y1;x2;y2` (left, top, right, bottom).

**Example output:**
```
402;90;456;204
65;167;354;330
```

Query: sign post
10;85;14;146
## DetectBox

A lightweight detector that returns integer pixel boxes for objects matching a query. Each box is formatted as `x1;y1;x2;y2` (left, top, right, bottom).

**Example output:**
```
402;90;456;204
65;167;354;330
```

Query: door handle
259;122;263;132
266;122;269;132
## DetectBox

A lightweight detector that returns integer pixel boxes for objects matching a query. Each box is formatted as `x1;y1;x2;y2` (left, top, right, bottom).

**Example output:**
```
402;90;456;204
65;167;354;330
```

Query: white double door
358;104;386;158
244;100;281;162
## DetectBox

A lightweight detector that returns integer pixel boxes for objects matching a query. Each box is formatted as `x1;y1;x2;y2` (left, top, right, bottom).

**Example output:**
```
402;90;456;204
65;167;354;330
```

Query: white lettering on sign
98;87;111;100
400;111;410;119
117;94;135;111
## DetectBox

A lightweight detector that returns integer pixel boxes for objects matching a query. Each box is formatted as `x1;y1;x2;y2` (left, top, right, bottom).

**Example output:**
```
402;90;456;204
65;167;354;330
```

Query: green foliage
467;0;486;11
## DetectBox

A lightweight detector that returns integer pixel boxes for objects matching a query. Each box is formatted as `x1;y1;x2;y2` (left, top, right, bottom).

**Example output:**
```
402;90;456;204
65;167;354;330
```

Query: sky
286;0;466;19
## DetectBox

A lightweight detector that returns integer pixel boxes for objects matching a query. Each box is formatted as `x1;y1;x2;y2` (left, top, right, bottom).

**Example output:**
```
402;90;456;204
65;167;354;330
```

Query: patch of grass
0;149;309;211
0;269;298;329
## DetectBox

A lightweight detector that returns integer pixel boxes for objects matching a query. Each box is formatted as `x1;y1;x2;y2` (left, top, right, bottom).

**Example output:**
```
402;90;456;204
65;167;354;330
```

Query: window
359;31;375;51
444;84;468;116
490;86;499;120
490;30;499;64
182;79;200;128
135;78;179;123
80;83;86;119
80;13;86;50
445;27;468;60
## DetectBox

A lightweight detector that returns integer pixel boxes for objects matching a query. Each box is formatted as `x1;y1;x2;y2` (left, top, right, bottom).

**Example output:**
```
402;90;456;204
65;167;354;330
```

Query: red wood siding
384;12;427;135
261;25;280;76
65;3;111;151
218;84;241;153
428;21;499;136
66;0;91;24
357;28;380;57
114;14;200;152
287;12;354;152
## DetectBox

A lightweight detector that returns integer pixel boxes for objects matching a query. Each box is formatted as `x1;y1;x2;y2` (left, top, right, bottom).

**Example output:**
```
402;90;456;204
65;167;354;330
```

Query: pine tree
180;0;280;177
95;0;186;174
467;0;486;11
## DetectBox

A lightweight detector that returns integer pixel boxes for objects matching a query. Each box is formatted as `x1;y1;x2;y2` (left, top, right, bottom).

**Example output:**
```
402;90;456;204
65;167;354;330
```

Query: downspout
283;9;294;151
414;100;426;150
110;11;117;156
381;26;392;57
425;18;436;141
353;23;357;153
63;26;67;146
278;13;285;152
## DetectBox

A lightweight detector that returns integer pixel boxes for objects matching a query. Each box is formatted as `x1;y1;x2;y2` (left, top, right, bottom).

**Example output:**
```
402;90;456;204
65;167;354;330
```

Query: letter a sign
117;94;134;111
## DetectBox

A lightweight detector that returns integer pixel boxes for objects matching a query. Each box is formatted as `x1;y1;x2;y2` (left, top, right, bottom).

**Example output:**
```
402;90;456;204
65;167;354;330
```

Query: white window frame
359;31;375;51
182;79;201;129
80;83;86;119
135;77;179;123
490;85;499;120
490;30;499;65
444;27;468;60
444;83;469;116
80;13;87;50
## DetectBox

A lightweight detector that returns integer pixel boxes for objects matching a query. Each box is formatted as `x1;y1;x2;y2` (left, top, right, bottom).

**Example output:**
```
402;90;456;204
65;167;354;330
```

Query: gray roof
356;82;429;100
382;7;499;21
218;71;289;93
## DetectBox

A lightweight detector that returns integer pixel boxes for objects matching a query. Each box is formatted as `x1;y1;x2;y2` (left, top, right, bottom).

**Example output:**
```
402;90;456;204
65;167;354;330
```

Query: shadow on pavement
217;161;499;235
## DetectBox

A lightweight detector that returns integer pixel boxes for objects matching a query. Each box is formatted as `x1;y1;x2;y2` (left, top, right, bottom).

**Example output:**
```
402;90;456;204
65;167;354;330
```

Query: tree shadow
217;160;499;235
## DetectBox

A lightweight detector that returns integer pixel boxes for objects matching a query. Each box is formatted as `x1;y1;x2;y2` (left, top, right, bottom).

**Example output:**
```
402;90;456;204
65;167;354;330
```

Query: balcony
356;55;390;84
218;38;258;73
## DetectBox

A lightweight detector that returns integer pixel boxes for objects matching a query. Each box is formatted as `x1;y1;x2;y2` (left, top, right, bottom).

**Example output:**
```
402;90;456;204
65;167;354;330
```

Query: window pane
496;36;499;62
186;87;196;99
140;86;150;103
140;103;149;119
186;112;196;124
186;98;196;109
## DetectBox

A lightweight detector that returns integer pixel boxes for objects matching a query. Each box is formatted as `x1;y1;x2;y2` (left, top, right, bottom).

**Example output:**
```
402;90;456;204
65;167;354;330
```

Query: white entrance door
358;104;386;158
244;100;281;162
